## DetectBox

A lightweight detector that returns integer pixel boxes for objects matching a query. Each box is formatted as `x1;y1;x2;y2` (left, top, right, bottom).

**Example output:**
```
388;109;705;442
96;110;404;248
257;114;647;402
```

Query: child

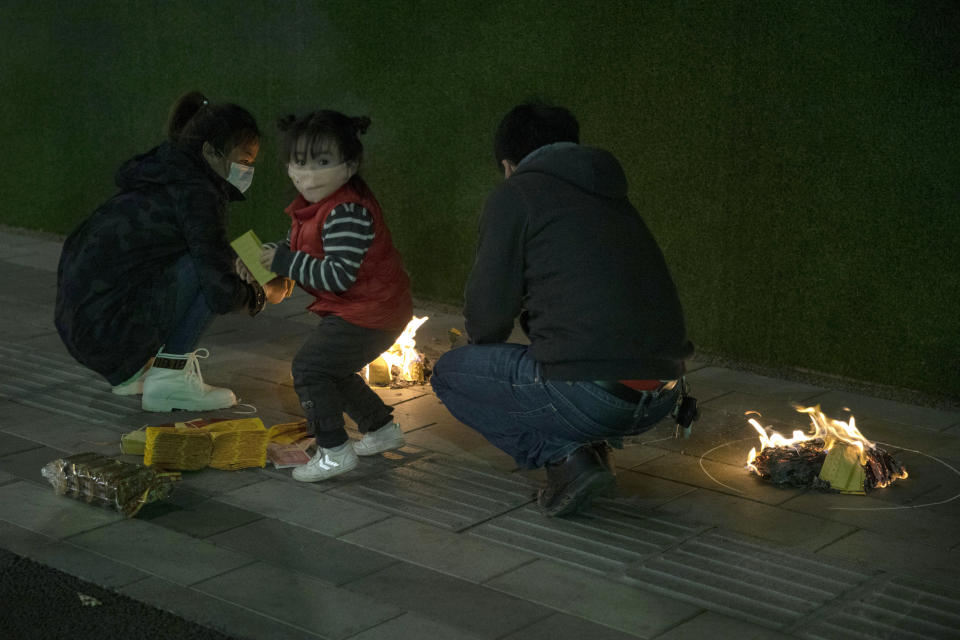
261;110;413;482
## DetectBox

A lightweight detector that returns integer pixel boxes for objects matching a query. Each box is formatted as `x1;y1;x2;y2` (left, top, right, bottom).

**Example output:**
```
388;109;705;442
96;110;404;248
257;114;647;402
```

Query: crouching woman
55;91;289;412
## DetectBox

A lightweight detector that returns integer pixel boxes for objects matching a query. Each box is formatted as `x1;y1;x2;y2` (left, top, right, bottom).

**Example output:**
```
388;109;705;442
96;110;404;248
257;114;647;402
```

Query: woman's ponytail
167;91;209;143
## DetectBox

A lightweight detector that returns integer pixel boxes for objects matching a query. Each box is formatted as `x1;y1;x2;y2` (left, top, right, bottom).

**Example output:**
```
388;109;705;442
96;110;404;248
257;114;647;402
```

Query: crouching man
431;103;694;516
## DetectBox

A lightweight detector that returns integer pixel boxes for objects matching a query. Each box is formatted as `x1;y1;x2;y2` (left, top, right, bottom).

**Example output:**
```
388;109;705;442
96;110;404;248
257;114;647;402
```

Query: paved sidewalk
1;227;960;640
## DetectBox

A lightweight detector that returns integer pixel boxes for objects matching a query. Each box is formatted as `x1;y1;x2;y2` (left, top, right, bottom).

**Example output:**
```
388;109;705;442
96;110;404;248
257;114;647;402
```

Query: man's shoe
292;443;358;482
353;421;405;456
592;441;616;476
141;349;236;412
537;444;616;517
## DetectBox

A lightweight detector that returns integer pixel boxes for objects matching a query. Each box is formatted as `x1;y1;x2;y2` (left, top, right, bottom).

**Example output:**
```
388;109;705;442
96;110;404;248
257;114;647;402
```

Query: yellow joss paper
231;230;277;286
818;443;866;495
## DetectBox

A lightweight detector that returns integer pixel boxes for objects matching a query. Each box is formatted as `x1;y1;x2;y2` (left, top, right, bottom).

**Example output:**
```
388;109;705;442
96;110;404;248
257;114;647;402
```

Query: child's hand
259;244;277;271
263;277;292;304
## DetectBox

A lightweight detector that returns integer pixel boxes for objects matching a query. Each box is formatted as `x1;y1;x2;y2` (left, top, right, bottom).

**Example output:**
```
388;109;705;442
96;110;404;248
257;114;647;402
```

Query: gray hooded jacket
464;143;693;380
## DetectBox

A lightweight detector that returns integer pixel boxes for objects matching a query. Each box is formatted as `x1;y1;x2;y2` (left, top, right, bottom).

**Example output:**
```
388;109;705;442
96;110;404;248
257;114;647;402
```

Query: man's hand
259;244;277;272
263;277;293;304
235;257;256;284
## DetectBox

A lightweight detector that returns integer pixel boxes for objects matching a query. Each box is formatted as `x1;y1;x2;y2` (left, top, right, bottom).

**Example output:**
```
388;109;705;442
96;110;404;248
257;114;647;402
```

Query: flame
745;405;877;473
364;316;429;384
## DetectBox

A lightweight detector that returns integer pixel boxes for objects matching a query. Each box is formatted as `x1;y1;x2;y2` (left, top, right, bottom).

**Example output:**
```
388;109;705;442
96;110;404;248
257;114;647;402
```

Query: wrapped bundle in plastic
41;452;180;517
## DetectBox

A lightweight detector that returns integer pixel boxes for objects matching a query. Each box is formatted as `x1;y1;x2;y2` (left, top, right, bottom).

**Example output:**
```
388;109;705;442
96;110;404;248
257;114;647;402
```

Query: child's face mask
288;162;355;203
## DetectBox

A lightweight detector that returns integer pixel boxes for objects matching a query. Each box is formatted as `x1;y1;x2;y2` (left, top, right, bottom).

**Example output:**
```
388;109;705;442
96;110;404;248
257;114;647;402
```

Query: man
431;102;695;516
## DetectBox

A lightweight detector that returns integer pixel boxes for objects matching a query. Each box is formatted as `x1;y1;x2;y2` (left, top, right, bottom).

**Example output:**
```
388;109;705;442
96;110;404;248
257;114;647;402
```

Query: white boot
141;349;236;412
353;421;405;456
111;357;154;396
292;442;358;482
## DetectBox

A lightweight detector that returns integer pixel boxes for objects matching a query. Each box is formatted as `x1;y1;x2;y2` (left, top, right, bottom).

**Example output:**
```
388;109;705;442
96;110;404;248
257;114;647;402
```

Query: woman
55;91;290;412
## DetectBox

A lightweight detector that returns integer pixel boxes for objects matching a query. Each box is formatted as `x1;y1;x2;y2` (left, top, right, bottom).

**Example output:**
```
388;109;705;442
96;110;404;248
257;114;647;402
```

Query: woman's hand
263;276;294;304
235;257;256;284
259;245;277;271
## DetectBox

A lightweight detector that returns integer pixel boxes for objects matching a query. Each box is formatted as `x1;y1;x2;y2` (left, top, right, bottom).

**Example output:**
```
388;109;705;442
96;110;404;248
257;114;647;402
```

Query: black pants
292;315;401;448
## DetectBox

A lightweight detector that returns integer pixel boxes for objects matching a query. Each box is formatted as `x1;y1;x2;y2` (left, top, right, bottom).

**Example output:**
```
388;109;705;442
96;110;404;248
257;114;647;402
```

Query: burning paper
745;405;907;494
364;316;430;386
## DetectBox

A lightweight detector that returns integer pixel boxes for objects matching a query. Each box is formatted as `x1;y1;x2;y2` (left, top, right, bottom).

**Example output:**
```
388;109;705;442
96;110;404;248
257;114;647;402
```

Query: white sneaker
353;421;405;456
141;349;237;412
292;442;358;482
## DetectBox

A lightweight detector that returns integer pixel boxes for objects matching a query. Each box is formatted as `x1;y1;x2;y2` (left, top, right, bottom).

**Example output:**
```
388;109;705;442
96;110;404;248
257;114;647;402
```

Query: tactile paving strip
0;342;140;425
798;575;960;640
471;504;705;575
625;530;874;629
329;455;536;531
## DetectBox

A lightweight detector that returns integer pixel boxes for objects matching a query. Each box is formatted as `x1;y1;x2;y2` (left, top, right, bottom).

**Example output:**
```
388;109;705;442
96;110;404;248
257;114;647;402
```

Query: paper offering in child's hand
231;230;277;286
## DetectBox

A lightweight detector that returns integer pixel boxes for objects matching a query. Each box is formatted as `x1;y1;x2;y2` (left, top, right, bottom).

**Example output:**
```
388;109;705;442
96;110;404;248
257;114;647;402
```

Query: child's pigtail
352;116;371;135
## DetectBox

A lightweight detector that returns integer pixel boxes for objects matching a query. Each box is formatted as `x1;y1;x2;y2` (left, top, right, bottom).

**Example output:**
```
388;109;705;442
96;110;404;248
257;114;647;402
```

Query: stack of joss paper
265;420;314;468
41;452;181;517
135;418;271;471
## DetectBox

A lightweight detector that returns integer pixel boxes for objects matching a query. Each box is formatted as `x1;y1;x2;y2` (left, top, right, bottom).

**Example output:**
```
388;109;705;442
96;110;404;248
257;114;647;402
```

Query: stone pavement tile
370;385;430;407
816;529;960;590
226;373;303;415
612;442;670;469
653;488;857;550
136;492;265;539
194;561;402;640
630;452;805;506
120;576;324;640
217;478;391;536
0;520;150;588
176;466;268;497
3;239;61;271
684;366;824;399
653;611;786;640
208;518;398;585
344;561;553;639
66;518;254;585
3;410;126;453
0;317;50;341
389;392;452;430
401;419;503;459
499;612;646;640
341;515;535;583
329;455;536;531
622;408;761;465
0;299;55;331
779;490;960;549
0;431;44;456
797;575;960;640
486;559;701;638
699;391;817;427
801;389;960;431
348;612;485;640
607;469;703;509
0;481;122;538
852;416;960;461
0;443;70;486
471;504;702;576
0;470;16;485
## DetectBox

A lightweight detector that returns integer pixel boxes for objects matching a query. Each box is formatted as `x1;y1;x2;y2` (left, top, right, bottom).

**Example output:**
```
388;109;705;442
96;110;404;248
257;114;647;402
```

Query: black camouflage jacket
55;142;259;385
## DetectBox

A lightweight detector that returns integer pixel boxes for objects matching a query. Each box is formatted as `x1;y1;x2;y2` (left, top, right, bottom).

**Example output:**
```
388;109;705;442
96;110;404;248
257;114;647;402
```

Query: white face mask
287;162;354;203
227;162;255;193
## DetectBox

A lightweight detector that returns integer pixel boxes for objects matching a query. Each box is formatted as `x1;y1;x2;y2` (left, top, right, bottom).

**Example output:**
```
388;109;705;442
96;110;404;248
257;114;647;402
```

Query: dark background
2;1;957;397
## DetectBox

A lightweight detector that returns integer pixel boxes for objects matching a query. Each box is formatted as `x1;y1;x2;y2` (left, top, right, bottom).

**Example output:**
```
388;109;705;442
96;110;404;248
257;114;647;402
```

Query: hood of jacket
114;141;245;201
512;142;628;199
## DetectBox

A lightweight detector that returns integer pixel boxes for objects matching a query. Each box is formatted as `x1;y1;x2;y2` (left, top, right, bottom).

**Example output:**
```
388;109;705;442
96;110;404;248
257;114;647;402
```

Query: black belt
593;379;677;404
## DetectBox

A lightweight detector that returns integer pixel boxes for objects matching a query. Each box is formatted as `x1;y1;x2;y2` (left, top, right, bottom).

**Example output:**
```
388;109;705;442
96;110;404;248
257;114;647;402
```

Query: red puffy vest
285;178;413;333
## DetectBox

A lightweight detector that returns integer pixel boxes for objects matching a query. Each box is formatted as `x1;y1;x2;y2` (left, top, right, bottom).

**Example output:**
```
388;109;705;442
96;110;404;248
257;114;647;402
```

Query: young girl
261;110;413;482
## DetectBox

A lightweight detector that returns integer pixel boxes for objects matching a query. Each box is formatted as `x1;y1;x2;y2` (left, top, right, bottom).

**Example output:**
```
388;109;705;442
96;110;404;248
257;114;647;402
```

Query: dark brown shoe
537;444;616;517
591;441;616;476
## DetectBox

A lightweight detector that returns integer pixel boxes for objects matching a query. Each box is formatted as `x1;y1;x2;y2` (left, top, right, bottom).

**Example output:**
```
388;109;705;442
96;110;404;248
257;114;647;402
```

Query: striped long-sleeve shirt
269;202;375;293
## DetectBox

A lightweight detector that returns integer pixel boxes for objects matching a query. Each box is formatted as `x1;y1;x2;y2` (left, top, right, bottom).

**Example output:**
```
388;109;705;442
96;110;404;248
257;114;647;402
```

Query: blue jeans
431;343;680;469
163;254;216;354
